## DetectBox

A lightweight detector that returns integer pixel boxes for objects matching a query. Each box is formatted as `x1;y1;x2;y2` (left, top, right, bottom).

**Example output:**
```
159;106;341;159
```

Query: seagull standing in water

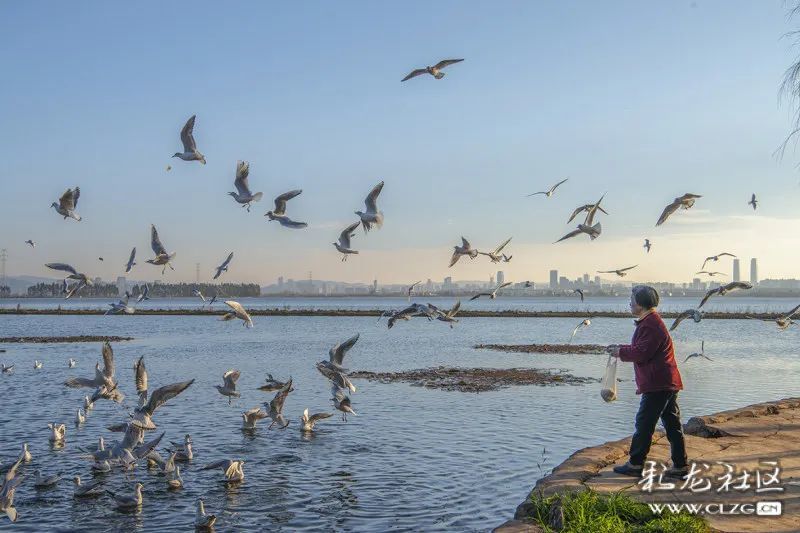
470;282;512;301
300;409;333;432
527;178;568;198
146;225;176;274
684;341;713;362
449;237;479;267
221;301;253;327
107;483;144;509
265;190;307;228
202;459;245;483
597;265;638;278
333;222;360;261
656;193;702;226
355;181;384;233
213;252;234;280
51;187;82;221
215;370;241;404
748;193;758;211
195;499;217;529
172;115;206;164
401;58;464;81
670;309;703;331
228;161;263;211
124;247;136;273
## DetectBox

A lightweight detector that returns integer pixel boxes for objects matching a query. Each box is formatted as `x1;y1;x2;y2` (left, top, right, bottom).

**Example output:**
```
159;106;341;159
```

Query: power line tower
195;263;200;284
0;249;7;288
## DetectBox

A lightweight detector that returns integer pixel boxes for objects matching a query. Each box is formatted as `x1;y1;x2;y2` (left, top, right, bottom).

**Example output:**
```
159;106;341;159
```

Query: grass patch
525;490;709;533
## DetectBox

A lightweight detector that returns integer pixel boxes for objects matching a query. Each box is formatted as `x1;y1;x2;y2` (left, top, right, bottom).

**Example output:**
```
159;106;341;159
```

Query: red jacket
618;311;683;395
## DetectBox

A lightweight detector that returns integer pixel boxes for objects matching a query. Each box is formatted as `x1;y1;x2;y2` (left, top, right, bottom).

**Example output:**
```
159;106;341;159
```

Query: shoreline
498;397;800;533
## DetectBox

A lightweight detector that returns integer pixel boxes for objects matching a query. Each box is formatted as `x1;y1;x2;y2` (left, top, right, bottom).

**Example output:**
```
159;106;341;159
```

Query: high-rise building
443;276;452;289
583;273;590;284
732;259;740;282
750;258;758;285
549;270;558;289
489;275;495;287
594;275;601;285
116;276;127;297
496;271;505;285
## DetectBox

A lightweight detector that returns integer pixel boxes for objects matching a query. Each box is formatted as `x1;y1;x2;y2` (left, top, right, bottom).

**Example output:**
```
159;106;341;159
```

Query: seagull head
172;152;182;158
264;211;276;220
227;192;237;198
50;202;59;210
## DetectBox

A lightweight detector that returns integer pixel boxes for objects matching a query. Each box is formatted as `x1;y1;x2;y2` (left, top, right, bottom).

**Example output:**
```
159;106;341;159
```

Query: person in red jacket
607;285;688;478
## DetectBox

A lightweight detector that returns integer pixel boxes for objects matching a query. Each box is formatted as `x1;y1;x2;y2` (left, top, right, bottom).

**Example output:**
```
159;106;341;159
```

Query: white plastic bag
600;354;618;402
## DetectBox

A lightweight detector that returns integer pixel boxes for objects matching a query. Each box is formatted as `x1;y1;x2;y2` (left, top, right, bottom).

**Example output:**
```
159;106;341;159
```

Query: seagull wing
101;341;115;379
329;334;359;366
434;58;464;69
584;194;605;226
126;247;136;271
234;161;251;196
619;265;638;273
493;237;512;255
698;288;717;308
783;303;800;320
308;412;333;423
566;205;587;223
273;189;302;216
223;369;241;388
150;225;168;256
134;356;147;395
656;199;681;226
180;115;197;152
669;310;691;331
554;229;583;243
364;181;384;213
59;188;78;210
401;68;427;82
143;380;195;416
549;178;568;193
338;221;359;248
45;263;78;276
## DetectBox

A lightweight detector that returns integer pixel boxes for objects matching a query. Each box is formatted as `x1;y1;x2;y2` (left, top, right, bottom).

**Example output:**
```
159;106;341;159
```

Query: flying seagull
215;370;241;404
146;225;176;274
449;237;479;267
265;190;307;228
51;187;82;221
401;58;464;82
192;289;206;303
570;318;591;342
172;115;206;164
643;239;651;253
64;341;116;390
433;300;461;328
132;380;195;430
355;181;384;233
470;282;512;301
124;247;136;273
567;203;609;224
137;284;150;303
479;237;512;263
555;194;605;243
406;281;422;301
656;193;702;226
265;379;293;429
700;252;736;270
698;281;753;308
228;161;263;211
669;309;703;331
695;271;725;277
597;265;638;278
258;374;291;392
684;341;713;363
45;263;93;298
748;303;800;330
24;240;35;248
0;458;24;522
134;356;148;405
300;408;333;432
528;178;568;198
213;252;234;280
331;385;356;421
333;221;360;261
748;193;757;211
573;288;584;302
105;292;134;315
241;408;269;431
221;301;253;327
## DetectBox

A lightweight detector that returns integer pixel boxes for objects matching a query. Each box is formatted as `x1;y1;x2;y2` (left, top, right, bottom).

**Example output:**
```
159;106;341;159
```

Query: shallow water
0;300;798;531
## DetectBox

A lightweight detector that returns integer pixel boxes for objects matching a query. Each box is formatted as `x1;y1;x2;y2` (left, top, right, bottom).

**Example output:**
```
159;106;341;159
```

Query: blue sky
1;1;799;285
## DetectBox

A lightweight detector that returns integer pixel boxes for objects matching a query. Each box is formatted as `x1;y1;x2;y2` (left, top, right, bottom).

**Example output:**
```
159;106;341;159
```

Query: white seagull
146;225;176;274
124;247;136;273
656;193;702;226
51;187;82;221
597;265;638;278
172;115;206;164
401;58;464;82
449;237;479;267
228;161;263;211
470;282;512;301
213;252;234;280
215;370;241;404
221;301;253;328
195;499;217;529
355;181;384;233
333;222;360;261
528;178;568;198
265;190;307;228
479;237;512;263
300;408;333;432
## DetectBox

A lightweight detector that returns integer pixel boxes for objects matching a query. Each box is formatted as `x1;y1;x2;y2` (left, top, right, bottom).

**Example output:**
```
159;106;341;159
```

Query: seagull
597;265;638;278
124;247;136;273
167;434;193;462
131;379;195;430
33;470;61;489
51;187;82;221
213;252;234;280
0;364;13;374
84;395;94;411
228;161;263;211
266;379;293;429
193;289;206;303
555;194;605;243
258;374;290;392
643;239;651;253
527;178;568;198
355;181;384;233
105;292;134;315
24;240;35;248
165;165;172;172
19;444;31;464
195;499;217;529
570;318;591;341
669;309;703;331
73;476;103;498
202;459;244;483
748;193;758;211
698;281;753;308
134;356;147;406
215;370;241;404
573;289;585;302
107;483;144;509
700;252;736;270
406;281;422;301
433;300;461;328
45;263;93;298
333;221;360;261
449;237;479;267
64;341;116;390
748;303;800;330
656;193;702;226
684;341;713;363
265;190;307;228
566;203;609;223
89;382;124;404
146;225;176;274
208;292;219;306
386;303;433;329
221;300;253;327
68;358;77;368
316;362;356;393
695;271;725;277
331;385;356;421
241;408;269;430
479;237;512;263
0;458;23;522
48;423;66;443
172;115;206;164
137;284;150;303
470;282;512;301
75;408;85;427
326;334;359;371
300;408;333;432
146;450;177;475
91;460;112;473
166;465;183;489
401;58;464;81
98;257;104;262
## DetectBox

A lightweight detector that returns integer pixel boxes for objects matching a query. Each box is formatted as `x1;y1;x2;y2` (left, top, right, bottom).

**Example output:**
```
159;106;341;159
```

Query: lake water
0;297;798;531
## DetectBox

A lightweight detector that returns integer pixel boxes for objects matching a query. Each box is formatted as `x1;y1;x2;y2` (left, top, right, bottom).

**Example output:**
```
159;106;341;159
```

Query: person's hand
606;344;621;358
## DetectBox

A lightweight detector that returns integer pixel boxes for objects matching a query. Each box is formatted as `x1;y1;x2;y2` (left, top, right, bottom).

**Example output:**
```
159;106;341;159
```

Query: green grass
525;490;710;533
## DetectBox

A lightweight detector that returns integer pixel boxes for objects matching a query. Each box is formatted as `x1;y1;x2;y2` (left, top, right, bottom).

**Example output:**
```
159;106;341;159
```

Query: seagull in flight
145;225;176;274
213;252;233;280
172;115;206;164
300;409;333;432
479;237;512;263
748;303;800;330
228;161;262;211
528;178;568;198
701;252;736;270
401;58;464;81
215;370;241;405
333;222;359;261
192;289;206;303
221;301;253;327
570;318;591;341
137;284;150;303
748;193;758;211
355;181;384;233
24;240;35;248
105;292;134;315
407;281;422;301
656;193;701;226
124;248;136;273
698;281;753;308
449;237;479;267
567;203;609;223
265;190;307;228
684;341;713;363
470;282;512;301
669;309;703;331
555;194;605;243
695;271;725;277
45;263;93;298
573;288;584;302
51;187;82;221
597;265;638;278
643;239;651;253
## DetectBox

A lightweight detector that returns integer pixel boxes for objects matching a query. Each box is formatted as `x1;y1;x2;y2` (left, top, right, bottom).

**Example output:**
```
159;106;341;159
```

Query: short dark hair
632;285;659;309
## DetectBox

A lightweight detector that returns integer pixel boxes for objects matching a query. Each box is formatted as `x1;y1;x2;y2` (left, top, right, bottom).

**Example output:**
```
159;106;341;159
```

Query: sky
1;0;800;286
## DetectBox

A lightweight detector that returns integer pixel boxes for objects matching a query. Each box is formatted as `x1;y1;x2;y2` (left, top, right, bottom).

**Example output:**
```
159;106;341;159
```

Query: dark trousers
629;390;688;468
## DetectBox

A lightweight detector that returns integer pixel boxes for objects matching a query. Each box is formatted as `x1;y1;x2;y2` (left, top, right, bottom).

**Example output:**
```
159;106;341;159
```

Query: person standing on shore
606;285;688;478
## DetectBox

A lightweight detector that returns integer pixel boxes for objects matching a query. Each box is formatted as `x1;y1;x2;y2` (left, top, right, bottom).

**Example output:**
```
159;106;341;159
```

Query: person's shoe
663;465;689;479
612;462;643;477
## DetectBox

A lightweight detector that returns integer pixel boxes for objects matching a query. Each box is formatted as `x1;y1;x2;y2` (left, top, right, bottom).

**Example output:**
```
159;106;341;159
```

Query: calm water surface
0;297;798;531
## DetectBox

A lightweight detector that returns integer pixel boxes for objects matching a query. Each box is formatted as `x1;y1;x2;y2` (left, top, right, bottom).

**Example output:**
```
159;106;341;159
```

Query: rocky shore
0;335;134;344
475;343;609;354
